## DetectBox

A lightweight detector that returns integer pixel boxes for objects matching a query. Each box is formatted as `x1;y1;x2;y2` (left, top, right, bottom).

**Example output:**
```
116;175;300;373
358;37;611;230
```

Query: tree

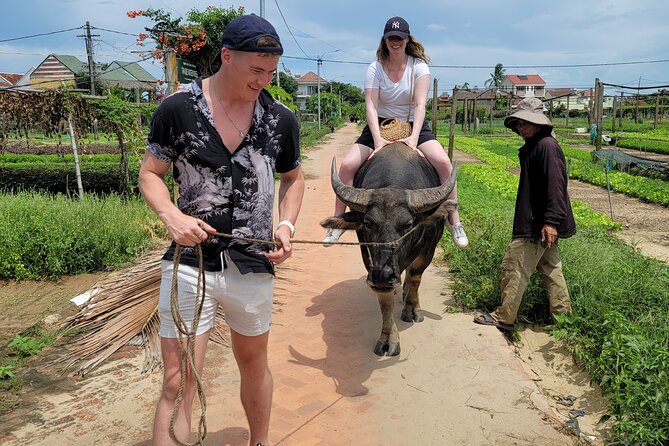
271;72;298;98
305;92;340;121
266;85;297;111
128;6;244;76
93;92;145;194
323;82;364;106
349;102;366;122
485;63;505;89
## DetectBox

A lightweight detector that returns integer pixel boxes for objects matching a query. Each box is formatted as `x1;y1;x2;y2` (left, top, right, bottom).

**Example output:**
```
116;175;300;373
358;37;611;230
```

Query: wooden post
595;79;603;150
448;88;457;161
164;49;178;95
654;94;659;130
611;95;616;132
462;98;468;133
472;97;478;133
67;113;84;199
619;92;624;129
566;95;570;128
635;78;640;124
489;98;493;135
431;78;438;134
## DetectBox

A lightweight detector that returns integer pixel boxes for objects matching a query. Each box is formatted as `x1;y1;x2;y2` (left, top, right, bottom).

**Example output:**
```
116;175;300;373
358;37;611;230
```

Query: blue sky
2;0;668;95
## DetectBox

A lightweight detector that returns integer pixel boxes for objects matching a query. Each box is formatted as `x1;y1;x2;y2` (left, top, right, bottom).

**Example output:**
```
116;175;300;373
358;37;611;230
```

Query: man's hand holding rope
164;212;216;247
266;225;293;264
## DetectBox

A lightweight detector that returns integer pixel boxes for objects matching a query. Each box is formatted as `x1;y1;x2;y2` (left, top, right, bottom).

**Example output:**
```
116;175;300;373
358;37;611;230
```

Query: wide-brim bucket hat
504;97;553;134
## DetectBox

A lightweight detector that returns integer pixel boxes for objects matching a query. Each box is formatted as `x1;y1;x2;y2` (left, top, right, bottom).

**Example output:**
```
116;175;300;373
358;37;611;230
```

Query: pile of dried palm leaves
55;249;229;376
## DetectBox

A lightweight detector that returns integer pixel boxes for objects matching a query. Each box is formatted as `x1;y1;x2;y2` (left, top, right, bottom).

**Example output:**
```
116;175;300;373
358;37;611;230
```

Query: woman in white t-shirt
323;16;468;248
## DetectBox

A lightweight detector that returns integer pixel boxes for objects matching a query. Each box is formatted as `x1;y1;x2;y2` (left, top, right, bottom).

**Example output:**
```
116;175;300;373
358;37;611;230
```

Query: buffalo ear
428;199;458;220
320;212;363;230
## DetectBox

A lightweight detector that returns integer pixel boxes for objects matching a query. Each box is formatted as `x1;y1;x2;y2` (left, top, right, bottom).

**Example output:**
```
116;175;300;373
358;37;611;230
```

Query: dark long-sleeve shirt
512;130;576;241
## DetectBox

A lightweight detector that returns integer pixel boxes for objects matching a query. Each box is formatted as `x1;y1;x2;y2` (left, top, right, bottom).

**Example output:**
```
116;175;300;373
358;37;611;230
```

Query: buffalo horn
330;158;372;213
406;162;459;213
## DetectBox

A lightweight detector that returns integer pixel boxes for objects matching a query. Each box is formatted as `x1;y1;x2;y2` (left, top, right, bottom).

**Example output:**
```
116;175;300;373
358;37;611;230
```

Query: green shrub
0;163;140;195
0;365;15;380
0;191;165;279
7;335;48;358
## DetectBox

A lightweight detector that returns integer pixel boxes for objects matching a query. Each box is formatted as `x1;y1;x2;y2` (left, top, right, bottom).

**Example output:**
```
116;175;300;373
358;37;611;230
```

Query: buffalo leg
401;248;437;323
374;291;400;356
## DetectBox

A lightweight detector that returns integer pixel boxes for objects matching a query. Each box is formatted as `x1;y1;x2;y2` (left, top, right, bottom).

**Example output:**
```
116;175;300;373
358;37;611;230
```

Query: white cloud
427;24;446;32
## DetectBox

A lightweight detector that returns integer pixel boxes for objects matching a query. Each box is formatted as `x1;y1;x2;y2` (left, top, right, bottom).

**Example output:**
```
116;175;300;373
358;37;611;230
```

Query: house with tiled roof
30;54;87;89
99;61;157;91
501;74;546;98
295;71;327;112
0;73;23;88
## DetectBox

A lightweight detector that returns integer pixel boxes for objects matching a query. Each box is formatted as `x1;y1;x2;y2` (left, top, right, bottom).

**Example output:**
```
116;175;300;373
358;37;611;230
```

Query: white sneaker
323;228;344;247
446;221;469;249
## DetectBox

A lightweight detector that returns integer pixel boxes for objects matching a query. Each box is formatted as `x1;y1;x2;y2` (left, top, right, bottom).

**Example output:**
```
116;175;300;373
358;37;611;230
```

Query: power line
273;0;311;59
284;55;669;70
601;82;669;90
90;26;138;37
431;59;669;69
0;26;84;43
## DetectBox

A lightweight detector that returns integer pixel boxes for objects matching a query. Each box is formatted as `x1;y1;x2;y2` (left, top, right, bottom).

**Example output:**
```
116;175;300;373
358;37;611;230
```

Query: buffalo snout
367;265;400;291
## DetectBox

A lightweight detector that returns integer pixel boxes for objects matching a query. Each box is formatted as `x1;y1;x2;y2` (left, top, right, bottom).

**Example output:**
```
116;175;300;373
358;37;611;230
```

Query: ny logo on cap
392;21;400;29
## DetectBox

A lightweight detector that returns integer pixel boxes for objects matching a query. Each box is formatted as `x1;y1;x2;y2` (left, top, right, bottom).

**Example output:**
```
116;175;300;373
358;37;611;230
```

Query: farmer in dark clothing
474;97;576;331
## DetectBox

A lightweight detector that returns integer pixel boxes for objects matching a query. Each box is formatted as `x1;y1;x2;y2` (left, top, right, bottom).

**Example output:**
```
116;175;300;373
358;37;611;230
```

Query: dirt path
567;180;669;262
2;124;605;445
564;143;669;262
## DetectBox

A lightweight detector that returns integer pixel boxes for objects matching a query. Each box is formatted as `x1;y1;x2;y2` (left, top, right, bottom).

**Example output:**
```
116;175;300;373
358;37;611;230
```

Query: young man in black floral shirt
139;14;304;446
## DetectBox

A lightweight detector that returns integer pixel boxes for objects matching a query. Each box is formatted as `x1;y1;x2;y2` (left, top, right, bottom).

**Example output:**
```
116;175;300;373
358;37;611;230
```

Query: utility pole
259;0;265;17
80;21;98;95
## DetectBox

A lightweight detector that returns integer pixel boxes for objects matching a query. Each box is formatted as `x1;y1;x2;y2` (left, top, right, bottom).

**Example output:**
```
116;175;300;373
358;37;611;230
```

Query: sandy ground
1;124;618;445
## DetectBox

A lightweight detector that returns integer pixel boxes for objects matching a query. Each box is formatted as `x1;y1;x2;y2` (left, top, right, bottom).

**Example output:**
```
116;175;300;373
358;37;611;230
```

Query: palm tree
485;63;505;89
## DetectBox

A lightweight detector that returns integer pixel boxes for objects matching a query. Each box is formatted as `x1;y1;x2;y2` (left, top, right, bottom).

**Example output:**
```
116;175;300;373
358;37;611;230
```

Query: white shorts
158;254;274;338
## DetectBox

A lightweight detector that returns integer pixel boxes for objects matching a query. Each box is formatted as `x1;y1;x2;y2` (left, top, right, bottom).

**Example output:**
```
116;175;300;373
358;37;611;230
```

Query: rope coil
169;244;207;446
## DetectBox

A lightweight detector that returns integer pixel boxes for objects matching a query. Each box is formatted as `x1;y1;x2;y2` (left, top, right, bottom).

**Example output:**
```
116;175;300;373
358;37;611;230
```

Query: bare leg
152;331;210;446
418;139;461;225
231;329;272;446
333;143;373;216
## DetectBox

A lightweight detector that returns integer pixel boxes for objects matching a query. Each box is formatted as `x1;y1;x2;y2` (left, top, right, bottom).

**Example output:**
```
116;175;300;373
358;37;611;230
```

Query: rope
209;225;420;249
168;244;207;446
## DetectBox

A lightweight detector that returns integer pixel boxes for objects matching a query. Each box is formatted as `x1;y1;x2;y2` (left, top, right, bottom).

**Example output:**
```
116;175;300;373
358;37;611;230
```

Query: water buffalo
321;142;458;356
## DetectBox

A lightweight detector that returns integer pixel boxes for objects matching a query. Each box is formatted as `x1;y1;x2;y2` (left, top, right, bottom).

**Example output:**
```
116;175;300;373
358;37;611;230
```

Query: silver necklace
211;78;250;138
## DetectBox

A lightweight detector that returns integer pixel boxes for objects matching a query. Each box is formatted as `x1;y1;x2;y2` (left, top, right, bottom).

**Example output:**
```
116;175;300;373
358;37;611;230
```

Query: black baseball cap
383;16;410;40
221;14;283;55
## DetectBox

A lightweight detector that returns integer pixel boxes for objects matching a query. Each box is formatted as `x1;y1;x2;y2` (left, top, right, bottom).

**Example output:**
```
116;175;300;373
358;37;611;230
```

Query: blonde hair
375;35;430;64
